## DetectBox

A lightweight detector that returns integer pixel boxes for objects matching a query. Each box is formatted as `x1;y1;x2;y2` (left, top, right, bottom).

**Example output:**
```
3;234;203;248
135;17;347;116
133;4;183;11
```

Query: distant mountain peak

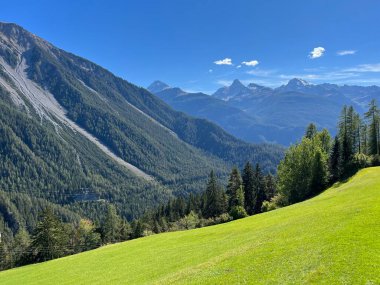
287;78;312;87
231;79;244;86
147;80;170;93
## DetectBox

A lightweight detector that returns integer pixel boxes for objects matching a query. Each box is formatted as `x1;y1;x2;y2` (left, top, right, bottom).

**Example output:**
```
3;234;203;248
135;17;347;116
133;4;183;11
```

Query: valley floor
1;167;379;284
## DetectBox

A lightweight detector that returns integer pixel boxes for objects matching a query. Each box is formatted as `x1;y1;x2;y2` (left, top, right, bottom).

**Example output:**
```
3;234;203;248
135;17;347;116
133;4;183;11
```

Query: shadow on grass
331;168;359;188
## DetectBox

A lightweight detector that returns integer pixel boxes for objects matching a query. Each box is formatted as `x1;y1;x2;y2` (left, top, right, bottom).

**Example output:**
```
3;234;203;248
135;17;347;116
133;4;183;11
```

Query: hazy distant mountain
149;82;306;145
152;78;380;146
212;79;379;139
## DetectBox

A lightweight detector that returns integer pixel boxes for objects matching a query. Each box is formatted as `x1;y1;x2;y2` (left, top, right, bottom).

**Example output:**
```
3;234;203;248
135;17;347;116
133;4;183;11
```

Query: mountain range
0;22;283;236
149;78;380;145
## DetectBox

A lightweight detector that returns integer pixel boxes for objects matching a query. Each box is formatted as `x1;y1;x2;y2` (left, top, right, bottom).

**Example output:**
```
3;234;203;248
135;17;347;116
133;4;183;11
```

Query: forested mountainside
0;22;283;240
150;79;380;145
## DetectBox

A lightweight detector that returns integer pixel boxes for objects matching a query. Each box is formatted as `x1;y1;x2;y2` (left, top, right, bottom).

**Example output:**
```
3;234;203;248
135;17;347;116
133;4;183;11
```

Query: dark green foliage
253;164;266;214
329;137;341;181
263;174;276;201
226;167;243;210
305;123;317;139
101;205;122;244
203;171;227;218
229;206;248;220
242;162;255;215
365;99;380;155
28;208;68;262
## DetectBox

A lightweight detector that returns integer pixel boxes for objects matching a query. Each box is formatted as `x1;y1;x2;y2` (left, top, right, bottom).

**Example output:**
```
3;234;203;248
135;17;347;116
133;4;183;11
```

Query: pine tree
29;208;68;262
253;164;266;214
226;167;243;210
242;162;255;215
329;136;340;182
338;105;354;173
264;174;276;200
305;123;317;139
365;99;380;155
203;171;226;218
132;220;144;238
310;149;328;195
102;204;121;243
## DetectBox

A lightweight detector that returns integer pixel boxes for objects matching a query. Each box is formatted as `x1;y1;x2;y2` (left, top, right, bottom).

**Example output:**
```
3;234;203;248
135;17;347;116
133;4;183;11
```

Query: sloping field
1;167;379;284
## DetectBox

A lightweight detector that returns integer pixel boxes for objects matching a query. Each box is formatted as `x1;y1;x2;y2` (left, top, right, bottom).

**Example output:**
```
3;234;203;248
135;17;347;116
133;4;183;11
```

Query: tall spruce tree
242;162;255;215
365;99;380;155
253;164;266;214
226;167;243;210
102;204;121;244
338;105;354;173
329;136;341;182
29;208;68;262
203;171;226;218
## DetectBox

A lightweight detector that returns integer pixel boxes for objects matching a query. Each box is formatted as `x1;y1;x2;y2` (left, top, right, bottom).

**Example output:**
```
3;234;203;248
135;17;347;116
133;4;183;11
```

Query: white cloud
214;58;233;65
309;47;325;59
236;65;242;69
241;60;259;66
208;69;213;73
337;50;357;56
344;63;380;72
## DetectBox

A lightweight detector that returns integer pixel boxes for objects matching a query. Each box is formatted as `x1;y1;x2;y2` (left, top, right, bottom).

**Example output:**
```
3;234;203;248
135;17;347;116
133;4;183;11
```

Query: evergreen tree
365;99;380;155
338;105;354;173
29;208;68;262
305;123;317;139
242;162;255;215
203;171;226;218
310;149;328;195
226;167;243;210
329;136;340;182
131;220;144;238
253;164;266;214
102;204;121;244
12;228;30;266
264;174;276;201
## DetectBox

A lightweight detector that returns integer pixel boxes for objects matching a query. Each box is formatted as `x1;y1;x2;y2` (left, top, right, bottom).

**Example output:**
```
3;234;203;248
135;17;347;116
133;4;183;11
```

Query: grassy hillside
1;167;379;284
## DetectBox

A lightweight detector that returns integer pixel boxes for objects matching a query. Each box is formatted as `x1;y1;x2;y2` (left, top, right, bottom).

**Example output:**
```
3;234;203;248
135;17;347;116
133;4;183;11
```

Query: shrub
353;153;371;169
229;206;248;220
261;200;276;212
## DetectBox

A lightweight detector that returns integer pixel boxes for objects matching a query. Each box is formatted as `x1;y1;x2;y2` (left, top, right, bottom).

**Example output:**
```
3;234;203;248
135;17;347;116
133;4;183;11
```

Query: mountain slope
0;21;283;222
3;167;379;284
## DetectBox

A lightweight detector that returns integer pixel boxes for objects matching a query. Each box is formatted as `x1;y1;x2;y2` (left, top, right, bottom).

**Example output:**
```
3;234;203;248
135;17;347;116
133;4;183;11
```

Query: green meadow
1;167;379;285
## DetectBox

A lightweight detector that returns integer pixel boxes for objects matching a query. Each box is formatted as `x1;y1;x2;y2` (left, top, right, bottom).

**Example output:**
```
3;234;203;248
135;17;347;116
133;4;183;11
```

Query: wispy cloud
241;60;259;67
344;63;380;72
337;50;357;56
247;69;277;76
216;79;233;86
309;47;325;59
214;58;233;65
208;69;213;73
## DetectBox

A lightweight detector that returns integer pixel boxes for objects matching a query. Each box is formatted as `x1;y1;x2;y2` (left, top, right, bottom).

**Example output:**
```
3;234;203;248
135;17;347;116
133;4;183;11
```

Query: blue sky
1;0;380;93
